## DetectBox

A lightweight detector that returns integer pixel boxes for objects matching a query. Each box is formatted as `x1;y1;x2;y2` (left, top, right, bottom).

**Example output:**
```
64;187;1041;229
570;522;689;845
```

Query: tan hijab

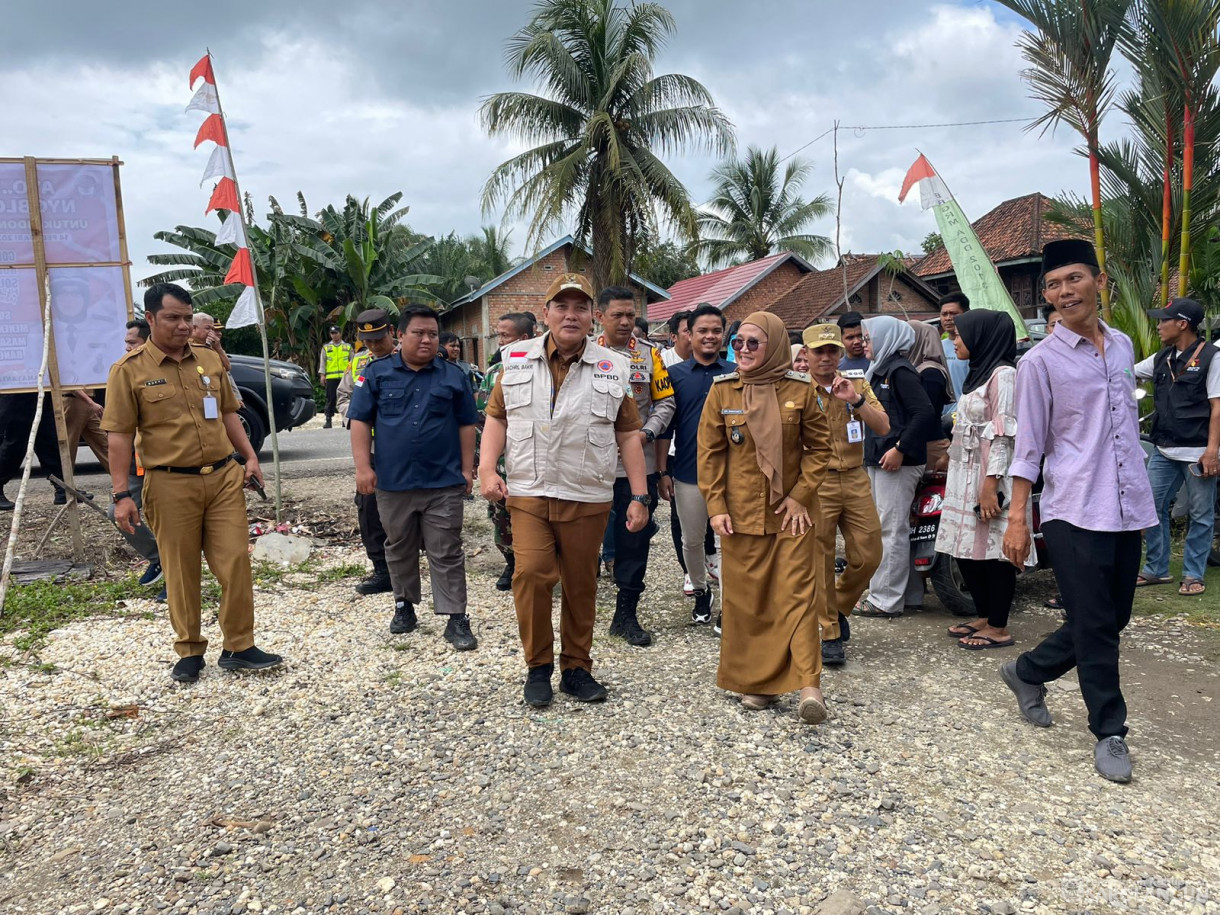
739;311;792;504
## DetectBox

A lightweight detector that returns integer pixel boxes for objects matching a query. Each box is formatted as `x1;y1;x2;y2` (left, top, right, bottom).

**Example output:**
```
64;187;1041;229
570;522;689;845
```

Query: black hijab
957;310;1017;395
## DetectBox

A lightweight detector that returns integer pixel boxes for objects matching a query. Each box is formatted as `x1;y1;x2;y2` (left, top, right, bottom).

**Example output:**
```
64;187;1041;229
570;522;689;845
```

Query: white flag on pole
228;285;260;329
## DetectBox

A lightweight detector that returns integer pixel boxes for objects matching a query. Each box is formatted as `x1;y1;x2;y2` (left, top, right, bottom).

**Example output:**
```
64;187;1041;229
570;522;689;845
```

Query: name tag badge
721;408;744;415
846;420;864;443
203;395;219;420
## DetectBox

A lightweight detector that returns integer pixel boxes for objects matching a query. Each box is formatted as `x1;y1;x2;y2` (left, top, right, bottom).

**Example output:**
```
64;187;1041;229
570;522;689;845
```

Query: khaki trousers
509;503;610;672
143;460;255;658
65;395;110;474
813;466;883;639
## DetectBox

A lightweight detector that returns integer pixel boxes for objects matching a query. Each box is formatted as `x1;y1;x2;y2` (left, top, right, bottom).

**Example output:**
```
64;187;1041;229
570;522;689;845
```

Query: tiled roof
914;192;1086;277
649;251;813;322
766;256;882;326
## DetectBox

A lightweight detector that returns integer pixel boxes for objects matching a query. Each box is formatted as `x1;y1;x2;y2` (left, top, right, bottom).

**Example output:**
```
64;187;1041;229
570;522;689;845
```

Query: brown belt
150;455;234;476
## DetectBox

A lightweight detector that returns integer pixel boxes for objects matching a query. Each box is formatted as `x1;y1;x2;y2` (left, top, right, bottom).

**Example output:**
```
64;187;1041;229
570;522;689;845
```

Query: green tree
480;0;735;291
633;235;700;289
920;232;943;255
691;145;833;269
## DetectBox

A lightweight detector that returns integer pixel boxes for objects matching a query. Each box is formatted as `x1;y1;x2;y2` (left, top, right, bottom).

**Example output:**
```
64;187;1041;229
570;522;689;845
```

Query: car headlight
270;368;300;380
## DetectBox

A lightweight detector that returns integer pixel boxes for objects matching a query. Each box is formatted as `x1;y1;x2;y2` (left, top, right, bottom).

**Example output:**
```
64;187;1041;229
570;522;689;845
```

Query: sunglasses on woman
730;336;764;352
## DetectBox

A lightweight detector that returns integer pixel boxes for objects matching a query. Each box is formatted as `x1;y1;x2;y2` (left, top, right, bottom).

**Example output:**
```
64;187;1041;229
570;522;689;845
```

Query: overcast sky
5;0;1107;288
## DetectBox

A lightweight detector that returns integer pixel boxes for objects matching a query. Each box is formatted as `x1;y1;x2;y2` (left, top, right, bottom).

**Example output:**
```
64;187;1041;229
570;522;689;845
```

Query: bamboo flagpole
188;51;283;522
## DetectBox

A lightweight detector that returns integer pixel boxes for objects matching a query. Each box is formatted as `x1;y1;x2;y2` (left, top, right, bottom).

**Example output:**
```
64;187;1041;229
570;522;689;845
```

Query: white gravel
1;481;1219;915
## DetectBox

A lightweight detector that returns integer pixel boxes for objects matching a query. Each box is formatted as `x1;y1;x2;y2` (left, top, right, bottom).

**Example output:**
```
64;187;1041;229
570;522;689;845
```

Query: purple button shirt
1010;321;1157;533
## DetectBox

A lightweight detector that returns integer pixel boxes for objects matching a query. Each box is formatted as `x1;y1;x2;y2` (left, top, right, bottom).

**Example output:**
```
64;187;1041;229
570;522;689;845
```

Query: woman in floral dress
935;310;1032;649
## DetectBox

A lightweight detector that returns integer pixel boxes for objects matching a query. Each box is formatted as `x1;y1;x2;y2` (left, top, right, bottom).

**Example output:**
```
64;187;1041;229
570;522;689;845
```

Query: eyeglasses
730;336;764;352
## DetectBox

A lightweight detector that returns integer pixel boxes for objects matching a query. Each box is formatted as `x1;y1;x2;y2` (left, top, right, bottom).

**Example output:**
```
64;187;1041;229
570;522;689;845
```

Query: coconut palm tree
691;146;833;269
997;0;1132;321
480;0;735;291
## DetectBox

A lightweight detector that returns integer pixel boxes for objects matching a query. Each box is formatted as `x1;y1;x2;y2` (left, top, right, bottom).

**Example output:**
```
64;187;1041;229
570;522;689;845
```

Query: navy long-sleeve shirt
663;356;735;485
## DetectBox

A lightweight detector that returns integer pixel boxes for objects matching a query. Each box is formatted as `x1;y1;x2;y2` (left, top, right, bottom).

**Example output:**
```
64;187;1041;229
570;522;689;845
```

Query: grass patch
1130;548;1220;627
251;559;366;591
0;575;149;651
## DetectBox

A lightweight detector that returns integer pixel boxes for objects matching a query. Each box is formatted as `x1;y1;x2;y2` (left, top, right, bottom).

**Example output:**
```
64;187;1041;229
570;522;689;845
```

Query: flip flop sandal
947;623;981;638
1044;596;1065;611
1135;575;1173;587
959;634;1016;651
1179;579;1207;596
855;599;902;618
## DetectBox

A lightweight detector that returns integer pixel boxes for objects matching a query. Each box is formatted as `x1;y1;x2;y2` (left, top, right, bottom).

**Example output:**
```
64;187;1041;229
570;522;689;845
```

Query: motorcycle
908;471;1050;617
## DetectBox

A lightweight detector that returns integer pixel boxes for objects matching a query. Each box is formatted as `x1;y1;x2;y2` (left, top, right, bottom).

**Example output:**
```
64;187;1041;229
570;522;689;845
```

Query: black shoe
838;612;851;643
0;488;12;511
355;569;393;595
524;664;554;707
323;418;333;429
822;637;846;666
53;487;66;505
155;586;167;603
171;655;205;682
834;557;848;575
390;601;417;634
495;556;515;592
691;589;713;625
443;614;477;651
218;646;282;671
609;593;653;647
560;667;607;703
1095;736;1133;783
713;612;722;637
139;561;164;587
999;660;1052;728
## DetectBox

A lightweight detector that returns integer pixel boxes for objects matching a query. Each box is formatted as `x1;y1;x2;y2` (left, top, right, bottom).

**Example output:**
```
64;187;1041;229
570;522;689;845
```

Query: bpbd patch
597;360;614;373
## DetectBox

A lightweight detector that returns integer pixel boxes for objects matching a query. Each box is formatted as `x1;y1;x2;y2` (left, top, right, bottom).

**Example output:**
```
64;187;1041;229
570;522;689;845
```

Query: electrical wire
778;116;1032;163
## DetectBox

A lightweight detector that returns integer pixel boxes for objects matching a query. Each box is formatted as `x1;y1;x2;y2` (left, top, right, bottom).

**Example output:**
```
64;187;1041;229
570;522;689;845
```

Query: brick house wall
720;260;808;326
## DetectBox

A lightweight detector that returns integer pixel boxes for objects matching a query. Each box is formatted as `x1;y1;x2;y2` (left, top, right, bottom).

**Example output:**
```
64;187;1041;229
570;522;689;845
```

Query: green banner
933;198;1029;338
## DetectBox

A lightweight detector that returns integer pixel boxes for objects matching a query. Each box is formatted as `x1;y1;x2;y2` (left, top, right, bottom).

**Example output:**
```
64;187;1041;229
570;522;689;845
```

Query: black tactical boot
495;555;515;592
609;591;652;647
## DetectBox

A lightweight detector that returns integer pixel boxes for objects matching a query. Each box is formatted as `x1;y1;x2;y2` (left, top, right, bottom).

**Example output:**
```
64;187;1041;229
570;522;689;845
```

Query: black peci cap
1041;239;1099;275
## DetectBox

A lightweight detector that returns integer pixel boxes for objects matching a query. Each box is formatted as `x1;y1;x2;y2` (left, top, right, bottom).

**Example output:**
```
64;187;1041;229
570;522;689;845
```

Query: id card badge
846;419;864;443
203;395;219;420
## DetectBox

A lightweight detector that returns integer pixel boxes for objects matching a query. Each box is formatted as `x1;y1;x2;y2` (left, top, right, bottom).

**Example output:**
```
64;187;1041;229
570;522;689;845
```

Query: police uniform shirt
101;341;238;468
347;353;477;492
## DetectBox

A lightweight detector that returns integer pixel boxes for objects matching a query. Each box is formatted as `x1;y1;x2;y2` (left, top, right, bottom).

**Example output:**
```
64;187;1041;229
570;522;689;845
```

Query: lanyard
1168;340;1207;383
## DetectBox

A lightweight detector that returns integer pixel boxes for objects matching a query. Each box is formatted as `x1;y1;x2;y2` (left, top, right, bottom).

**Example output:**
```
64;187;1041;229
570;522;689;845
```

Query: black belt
151;455;234;476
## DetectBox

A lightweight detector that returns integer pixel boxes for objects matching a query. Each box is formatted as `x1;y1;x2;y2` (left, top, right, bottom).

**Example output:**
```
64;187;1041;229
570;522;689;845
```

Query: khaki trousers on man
65;395;111;474
813;466;882;640
143;460;255;658
509;502;610;672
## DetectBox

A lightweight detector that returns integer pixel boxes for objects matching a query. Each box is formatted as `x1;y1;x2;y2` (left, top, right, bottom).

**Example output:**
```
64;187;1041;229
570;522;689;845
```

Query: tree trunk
1088;139;1111;322
1160;112;1175;306
1178;104;1195;297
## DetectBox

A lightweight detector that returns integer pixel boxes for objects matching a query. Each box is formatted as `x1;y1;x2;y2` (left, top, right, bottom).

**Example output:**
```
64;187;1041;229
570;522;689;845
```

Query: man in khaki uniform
480;273;650;708
104;283;282;684
802;323;889;666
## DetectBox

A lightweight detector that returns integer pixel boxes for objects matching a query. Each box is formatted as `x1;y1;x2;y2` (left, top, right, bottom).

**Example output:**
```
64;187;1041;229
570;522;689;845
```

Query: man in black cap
338;309;397;595
1001;238;1156;784
319;325;353;428
1134;297;1219;597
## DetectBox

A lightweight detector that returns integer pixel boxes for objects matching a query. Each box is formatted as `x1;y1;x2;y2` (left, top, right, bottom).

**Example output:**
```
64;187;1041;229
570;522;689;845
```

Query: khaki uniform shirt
815;376;882;472
101;341;239;468
697;372;832;536
485;336;641;520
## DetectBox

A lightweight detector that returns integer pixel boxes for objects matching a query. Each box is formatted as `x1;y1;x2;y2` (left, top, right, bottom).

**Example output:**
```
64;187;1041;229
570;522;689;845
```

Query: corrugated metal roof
649;251;814;322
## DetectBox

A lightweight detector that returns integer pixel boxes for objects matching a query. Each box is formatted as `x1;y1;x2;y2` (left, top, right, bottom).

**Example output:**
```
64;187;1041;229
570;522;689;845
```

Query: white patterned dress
934;366;1032;563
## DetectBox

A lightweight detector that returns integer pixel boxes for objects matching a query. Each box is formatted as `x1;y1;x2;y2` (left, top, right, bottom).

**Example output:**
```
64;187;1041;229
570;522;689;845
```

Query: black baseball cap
1148;298;1204;329
329;325;342;333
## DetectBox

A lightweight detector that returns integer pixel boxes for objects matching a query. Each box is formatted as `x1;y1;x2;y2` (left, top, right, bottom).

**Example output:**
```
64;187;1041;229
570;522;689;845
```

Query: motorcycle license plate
909;522;938;542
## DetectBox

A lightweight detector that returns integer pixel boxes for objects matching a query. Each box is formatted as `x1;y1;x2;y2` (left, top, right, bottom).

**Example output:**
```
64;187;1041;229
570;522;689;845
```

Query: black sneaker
560;667;607;703
323;418;333;429
609;593;652;647
822;637;846;666
390;601;417;634
156;586;167;603
171;655;205;682
218;646;283;671
139;561;164;587
355;569;393;595
834;557;848;575
713;612;722;637
524;664;554;707
1094;736;1133;783
443;614;477;651
691;589;713;625
53;487;66;506
0;488;13;511
838;612;851;643
495;557;515;592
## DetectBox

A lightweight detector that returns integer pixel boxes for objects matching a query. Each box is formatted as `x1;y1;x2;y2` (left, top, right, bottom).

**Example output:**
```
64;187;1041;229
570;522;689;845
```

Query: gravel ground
2;471;1219;915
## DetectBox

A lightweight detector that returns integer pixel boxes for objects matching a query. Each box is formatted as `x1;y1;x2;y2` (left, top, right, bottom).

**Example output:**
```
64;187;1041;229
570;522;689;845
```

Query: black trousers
611;474;659;599
1015;520;1140;740
324;378;341;419
0;394;64;489
956;558;1016;629
355;490;388;574
668;483;716;573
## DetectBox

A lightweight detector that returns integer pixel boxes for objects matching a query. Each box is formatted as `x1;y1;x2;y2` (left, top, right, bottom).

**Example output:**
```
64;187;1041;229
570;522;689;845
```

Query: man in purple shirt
1000;239;1157;784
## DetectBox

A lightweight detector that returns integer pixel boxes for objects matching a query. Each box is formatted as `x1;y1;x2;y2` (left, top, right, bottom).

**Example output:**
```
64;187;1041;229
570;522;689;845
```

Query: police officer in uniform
337;309;397;595
103;283;282;683
319;325;354;428
801;323;888;666
594;286;675;647
480;273;651;708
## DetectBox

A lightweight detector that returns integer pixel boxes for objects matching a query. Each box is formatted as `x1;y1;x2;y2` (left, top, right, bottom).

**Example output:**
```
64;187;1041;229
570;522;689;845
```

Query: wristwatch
643;429;656;443
851;394;867;409
629;494;650;505
111;490;132;503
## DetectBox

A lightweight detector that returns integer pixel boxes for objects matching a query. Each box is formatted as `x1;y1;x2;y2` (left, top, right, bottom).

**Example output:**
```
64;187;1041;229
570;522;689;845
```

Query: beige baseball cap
544;272;595;303
802;323;845;350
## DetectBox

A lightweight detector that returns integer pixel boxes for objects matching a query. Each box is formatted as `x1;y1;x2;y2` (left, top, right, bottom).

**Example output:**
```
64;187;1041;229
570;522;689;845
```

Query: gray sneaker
1094;736;1132;783
999;660;1052;728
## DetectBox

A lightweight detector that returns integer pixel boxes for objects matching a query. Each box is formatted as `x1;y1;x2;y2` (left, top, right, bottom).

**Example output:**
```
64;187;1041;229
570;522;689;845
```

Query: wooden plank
111;156;136;323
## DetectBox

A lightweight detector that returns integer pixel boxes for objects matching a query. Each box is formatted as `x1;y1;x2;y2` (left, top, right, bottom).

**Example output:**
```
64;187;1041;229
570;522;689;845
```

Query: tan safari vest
500;334;629;502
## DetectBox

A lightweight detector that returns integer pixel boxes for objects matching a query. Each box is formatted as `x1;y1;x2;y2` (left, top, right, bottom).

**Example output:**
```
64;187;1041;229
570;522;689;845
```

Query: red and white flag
897;154;951;210
188;52;261;329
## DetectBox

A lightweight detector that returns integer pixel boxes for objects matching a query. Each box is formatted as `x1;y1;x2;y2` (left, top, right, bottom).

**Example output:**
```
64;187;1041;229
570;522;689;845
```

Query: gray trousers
377;485;467;615
674;480;718;592
107;472;160;564
866;464;924;614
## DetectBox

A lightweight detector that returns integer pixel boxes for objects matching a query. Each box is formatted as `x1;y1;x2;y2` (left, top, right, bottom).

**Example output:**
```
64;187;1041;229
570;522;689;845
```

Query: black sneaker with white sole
691;589;713;624
218;646;283;671
139;561;164;586
713;612;722;637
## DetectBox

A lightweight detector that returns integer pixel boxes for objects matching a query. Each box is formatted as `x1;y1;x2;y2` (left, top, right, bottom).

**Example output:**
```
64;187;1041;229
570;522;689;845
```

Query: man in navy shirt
659;303;734;629
349;304;479;651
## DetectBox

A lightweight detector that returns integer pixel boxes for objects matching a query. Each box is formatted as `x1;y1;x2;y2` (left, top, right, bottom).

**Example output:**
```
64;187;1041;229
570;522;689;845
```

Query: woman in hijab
791;344;810;373
857;316;939;618
907;320;955;416
698;312;833;723
936;309;1031;648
